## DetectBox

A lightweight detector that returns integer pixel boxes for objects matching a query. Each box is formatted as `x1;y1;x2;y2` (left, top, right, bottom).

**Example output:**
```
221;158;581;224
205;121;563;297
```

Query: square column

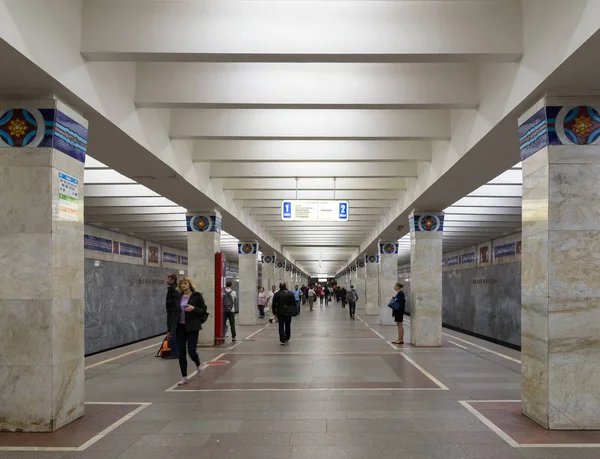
261;255;275;290
275;260;285;286
238;243;258;326
409;212;444;346
519;98;600;429
365;255;379;315
379;243;399;325
285;264;293;288
0;100;87;431
186;211;221;346
355;260;366;310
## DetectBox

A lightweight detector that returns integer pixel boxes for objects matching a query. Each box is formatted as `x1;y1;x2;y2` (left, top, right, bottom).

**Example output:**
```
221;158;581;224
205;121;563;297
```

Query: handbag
387;297;401;311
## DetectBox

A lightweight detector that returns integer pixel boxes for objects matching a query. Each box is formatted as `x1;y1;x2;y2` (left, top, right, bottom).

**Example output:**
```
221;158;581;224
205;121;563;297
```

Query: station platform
1;304;597;459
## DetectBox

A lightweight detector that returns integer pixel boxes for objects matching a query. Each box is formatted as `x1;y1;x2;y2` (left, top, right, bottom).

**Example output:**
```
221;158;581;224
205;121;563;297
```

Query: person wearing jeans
272;282;296;345
166;277;207;386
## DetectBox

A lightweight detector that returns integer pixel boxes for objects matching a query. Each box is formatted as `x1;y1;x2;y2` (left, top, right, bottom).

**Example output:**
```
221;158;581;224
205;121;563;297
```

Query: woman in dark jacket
392;282;406;344
166;277;207;385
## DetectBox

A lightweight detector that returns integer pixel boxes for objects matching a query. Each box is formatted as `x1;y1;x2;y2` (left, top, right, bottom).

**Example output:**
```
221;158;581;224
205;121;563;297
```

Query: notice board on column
281;200;349;222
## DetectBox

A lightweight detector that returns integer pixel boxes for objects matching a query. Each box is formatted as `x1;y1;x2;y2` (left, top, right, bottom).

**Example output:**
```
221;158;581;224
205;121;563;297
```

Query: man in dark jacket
340;286;347;308
165;274;179;356
272;282;297;346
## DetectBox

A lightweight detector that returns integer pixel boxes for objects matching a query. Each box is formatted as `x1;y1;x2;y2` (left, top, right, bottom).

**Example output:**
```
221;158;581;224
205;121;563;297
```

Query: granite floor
1;301;599;458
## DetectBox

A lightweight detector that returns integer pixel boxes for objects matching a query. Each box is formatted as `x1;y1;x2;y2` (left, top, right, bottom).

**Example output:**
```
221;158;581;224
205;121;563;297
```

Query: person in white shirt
267;285;278;323
307;286;316;311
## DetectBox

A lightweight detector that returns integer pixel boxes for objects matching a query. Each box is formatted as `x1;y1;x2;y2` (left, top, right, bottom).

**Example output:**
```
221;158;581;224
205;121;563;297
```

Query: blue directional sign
282;201;292;219
339;202;348;220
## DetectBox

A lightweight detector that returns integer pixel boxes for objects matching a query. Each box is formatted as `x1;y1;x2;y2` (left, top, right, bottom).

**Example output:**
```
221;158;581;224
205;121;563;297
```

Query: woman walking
166;277;207;386
258;286;267;319
391;282;406;344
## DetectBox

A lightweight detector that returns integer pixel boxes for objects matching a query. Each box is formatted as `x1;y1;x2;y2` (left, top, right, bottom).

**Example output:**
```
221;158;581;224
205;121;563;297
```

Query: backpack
156;335;178;359
224;290;234;312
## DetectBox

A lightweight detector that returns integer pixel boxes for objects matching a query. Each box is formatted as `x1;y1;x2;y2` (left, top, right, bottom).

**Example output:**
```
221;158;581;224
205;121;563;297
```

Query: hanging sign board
281;200;349;222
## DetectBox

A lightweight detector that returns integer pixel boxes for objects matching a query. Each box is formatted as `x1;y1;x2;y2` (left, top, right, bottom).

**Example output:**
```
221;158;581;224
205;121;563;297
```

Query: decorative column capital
379;242;399;255
186;211;222;233
409;211;445;233
238;242;258;255
365;255;379;264
518;97;600;161
275;260;286;269
261;255;276;264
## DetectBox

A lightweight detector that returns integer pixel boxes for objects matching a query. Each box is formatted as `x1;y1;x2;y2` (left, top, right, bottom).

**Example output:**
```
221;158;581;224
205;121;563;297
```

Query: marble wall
84;260;181;355
443;263;522;347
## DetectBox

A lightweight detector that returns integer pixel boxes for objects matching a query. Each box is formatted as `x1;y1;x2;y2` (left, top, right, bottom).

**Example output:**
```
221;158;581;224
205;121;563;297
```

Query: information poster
58;171;79;221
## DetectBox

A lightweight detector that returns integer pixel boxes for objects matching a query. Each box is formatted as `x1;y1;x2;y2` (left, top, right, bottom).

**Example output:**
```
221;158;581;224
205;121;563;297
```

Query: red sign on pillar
215;252;225;346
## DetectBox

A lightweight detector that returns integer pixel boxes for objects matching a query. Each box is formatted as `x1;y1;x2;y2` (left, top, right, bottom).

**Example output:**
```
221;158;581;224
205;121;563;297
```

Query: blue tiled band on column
238;243;258;255
379;243;399;255
519;105;600;160
186;215;222;233
262;255;276;264
0;108;87;162
410;215;444;233
365;255;379;264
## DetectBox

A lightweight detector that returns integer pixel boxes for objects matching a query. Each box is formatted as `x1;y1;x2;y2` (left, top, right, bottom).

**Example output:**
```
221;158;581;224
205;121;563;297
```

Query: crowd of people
163;274;406;386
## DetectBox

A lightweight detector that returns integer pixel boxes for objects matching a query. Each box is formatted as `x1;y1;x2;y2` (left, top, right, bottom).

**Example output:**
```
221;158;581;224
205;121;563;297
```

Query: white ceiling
2;0;599;277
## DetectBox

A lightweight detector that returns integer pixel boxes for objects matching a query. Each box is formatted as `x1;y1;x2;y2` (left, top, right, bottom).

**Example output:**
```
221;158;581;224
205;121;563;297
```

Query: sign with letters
281;200;350;222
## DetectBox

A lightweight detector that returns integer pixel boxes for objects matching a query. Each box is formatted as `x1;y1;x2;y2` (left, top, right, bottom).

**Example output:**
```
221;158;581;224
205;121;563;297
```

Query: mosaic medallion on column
365;255;379;263
262;255;275;264
285;265;292;272
357;260;365;269
519;105;600;160
351;265;357;271
186;215;222;233
275;261;285;269
0;108;53;148
411;215;444;232
238;243;258;255
379;243;399;255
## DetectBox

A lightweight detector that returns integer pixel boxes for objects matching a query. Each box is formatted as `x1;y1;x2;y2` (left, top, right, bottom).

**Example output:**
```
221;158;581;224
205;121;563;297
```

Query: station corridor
2;303;598;459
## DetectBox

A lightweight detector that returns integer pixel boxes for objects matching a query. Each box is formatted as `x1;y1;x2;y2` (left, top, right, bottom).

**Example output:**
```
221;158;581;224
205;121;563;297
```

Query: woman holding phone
166;277;207;386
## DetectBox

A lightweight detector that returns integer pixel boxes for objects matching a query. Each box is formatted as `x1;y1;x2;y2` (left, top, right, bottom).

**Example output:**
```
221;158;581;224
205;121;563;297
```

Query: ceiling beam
222;177;409;191
135;63;478;109
232;190;402;200
82;0;522;63
212;162;418;178
195;140;431;163
243;200;393;208
171;109;450;140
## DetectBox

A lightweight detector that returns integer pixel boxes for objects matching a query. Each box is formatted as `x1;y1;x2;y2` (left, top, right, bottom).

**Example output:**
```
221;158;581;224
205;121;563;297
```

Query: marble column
355;261;367;310
0;99;87;431
365;255;379;315
261;255;275;290
519;98;600;429
409;212;444;347
187;211;221;346
275;261;285;287
379;243;399;326
238;242;258;326
285;264;293;289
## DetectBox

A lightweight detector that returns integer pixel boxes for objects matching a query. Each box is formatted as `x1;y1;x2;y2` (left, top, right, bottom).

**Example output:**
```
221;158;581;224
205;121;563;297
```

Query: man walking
165;274;179;356
347;285;358;320
301;284;308;306
272;282;297;345
223;280;237;342
340;286;347;308
292;284;302;315
307;285;316;311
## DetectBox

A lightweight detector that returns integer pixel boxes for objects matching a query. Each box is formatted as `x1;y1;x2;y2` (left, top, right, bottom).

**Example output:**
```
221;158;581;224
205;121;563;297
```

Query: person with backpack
223;280;237;342
389;282;406;344
166;277;207;386
272;282;297;345
347;285;359;320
